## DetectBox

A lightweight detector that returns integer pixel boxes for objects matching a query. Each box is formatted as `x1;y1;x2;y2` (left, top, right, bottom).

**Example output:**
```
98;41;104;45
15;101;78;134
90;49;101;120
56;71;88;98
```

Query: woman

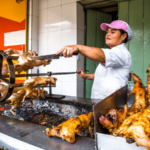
57;20;133;99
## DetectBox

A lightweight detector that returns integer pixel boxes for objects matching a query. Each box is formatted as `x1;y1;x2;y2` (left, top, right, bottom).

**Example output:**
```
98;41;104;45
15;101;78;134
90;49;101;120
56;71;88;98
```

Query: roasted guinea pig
131;73;142;83
99;104;128;133
32;76;57;86
3;76;55;115
127;73;146;116
6;89;26;116
2;49;51;75
27;50;51;67
0;84;8;98
113;111;142;137
21;76;55;102
113;106;150;149
46;112;94;143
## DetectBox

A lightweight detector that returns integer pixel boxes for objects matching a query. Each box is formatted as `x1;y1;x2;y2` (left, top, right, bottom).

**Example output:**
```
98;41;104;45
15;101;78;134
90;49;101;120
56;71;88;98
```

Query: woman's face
105;27;127;49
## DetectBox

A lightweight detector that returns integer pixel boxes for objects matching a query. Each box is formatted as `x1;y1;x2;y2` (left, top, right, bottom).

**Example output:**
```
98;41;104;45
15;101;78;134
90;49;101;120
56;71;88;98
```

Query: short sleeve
102;47;130;68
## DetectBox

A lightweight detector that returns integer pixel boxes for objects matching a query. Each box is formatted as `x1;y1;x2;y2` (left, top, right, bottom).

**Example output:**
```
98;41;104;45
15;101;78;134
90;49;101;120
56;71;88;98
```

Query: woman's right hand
76;68;86;79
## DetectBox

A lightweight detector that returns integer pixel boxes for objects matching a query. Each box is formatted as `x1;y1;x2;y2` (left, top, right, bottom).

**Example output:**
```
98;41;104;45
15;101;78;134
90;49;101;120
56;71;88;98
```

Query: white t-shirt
91;43;132;99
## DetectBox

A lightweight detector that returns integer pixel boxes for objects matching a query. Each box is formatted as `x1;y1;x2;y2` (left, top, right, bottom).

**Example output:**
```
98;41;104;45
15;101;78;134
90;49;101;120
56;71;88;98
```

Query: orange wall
0;17;26;50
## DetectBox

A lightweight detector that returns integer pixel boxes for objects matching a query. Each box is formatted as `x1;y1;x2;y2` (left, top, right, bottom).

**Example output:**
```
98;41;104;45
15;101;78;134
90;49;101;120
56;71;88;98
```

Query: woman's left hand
56;45;79;58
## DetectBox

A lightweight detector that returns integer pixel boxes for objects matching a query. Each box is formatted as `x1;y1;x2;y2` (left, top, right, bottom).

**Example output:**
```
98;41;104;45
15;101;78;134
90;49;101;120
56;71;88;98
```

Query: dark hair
119;29;128;43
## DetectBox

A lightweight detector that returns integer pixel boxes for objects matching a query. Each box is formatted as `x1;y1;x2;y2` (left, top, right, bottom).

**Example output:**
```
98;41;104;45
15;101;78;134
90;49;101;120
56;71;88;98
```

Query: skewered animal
4;48;23;55
25;87;47;107
99;104;128;133
2;63;33;75
25;88;47;99
5;89;26;116
0;76;56;101
113;105;150;149
22;76;56;102
28;51;51;67
33;76;56;86
2;49;51;75
0;84;8;98
2;64;9;76
127;73;146;116
46;112;94;143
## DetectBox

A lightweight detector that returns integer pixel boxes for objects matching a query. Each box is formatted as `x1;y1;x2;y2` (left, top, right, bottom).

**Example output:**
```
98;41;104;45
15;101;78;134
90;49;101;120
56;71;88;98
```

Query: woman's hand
76;68;86;79
56;45;79;58
76;69;95;80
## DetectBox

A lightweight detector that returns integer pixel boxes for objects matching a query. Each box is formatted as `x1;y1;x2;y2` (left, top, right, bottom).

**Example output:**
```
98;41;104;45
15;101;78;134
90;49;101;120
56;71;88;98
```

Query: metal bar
9;83;24;88
49;72;52;96
30;54;59;60
30;52;79;60
0;51;16;101
0;54;3;78
1;72;76;78
52;72;77;75
6;56;19;60
9;83;55;88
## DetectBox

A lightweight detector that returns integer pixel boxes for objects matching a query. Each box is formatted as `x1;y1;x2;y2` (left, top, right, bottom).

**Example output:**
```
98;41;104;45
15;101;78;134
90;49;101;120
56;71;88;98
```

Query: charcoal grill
0;50;99;150
0;96;99;150
1;50;143;150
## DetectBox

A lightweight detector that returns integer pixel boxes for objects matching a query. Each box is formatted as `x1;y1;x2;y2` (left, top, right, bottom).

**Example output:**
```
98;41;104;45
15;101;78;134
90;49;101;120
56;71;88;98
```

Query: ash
1;100;93;137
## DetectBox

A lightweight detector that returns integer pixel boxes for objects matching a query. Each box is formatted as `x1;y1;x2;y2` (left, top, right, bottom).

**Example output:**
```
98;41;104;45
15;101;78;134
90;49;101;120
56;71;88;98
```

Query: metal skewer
1;72;77;78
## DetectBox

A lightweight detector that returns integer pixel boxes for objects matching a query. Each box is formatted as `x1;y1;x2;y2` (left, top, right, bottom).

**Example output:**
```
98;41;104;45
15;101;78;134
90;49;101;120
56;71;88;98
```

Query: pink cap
100;20;133;42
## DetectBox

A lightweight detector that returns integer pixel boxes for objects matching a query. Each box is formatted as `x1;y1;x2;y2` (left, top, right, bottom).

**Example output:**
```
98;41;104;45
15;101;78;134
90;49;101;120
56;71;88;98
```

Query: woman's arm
76;69;95;80
84;73;95;80
56;45;105;63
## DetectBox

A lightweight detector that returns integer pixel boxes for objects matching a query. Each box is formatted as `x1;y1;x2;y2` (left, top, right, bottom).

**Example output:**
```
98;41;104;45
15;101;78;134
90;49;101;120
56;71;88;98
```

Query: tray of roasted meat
94;68;150;150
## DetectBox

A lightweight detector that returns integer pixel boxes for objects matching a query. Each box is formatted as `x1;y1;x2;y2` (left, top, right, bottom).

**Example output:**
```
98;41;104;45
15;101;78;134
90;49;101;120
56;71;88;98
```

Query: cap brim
100;23;121;31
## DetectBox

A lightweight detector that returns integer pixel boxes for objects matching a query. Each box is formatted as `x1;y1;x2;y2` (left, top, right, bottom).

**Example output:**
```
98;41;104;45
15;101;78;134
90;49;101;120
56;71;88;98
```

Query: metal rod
9;83;55;88
52;72;76;75
9;83;24;88
49;72;52;96
6;56;19;60
1;72;76;78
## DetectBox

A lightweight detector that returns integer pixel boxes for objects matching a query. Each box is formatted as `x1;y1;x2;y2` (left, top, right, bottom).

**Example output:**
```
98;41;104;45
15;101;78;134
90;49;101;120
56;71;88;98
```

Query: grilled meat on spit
46;112;94;143
2;49;51;75
99;104;128;133
113;106;150;149
21;76;56;102
6;89;26;116
127;73;146;116
28;51;51;67
2;76;56;115
0;84;8;98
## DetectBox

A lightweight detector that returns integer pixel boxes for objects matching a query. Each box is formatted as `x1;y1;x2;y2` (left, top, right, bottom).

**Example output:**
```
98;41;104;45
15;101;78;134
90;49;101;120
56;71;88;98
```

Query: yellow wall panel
0;0;27;22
